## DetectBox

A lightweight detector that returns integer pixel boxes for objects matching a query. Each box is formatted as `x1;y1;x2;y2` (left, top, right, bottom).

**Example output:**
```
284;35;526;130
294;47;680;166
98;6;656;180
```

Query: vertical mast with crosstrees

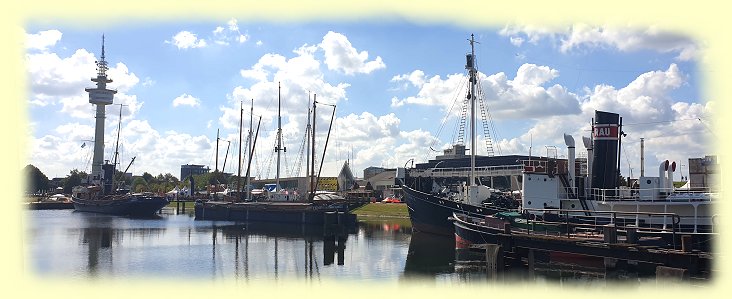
467;34;477;186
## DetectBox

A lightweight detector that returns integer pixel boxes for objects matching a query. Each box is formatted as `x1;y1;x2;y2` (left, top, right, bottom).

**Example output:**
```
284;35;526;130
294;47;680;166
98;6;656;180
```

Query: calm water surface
24;208;660;285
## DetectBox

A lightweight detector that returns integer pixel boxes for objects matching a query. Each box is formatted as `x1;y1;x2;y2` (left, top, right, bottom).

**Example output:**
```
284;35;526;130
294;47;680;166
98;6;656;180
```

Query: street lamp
681;164;686;181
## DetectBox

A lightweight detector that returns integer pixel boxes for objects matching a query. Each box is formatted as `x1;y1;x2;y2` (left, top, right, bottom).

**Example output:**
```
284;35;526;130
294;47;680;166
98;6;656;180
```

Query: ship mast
274;82;286;194
85;34;117;187
310;95;317;201
237;100;243;201
246;99;253;201
110;104;126;193
467;34;477;186
305;92;312;200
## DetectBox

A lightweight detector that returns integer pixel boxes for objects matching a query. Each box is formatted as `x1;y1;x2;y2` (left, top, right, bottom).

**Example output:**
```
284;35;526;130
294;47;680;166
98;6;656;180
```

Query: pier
456;220;713;280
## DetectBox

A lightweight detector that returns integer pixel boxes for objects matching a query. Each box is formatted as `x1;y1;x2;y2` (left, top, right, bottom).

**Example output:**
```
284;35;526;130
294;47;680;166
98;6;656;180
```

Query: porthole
571;204;576;208
527;201;532;205
544;178;547;181
646;179;652;184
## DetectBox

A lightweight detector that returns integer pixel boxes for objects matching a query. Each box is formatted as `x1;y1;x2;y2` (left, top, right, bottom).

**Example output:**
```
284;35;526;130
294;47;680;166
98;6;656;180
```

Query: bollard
625;225;638;244
656;265;688;282
528;249;535;280
681;235;693;252
484;244;503;277
603;224;617;244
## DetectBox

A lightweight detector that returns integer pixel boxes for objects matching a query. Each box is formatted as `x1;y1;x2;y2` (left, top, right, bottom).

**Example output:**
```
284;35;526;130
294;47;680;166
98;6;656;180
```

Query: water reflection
79;215;114;274
403;232;455;279
215;222;351;281
75;212;168;276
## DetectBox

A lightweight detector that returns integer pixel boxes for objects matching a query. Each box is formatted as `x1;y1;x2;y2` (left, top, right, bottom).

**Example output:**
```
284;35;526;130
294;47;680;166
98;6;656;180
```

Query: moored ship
452;110;717;252
70;36;168;217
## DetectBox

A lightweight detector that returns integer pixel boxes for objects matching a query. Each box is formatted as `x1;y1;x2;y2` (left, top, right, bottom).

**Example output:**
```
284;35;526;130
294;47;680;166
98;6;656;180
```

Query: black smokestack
591;111;620;193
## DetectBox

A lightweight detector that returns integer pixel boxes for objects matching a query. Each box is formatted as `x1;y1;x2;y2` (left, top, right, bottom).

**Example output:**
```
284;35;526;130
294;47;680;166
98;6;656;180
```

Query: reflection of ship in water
76;213;166;276
212;221;352;280
79;216;115;275
402;232;455;279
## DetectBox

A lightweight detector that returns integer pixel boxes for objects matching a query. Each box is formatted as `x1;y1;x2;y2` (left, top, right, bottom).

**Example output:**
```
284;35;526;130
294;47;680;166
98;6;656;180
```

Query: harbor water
24;207;673;285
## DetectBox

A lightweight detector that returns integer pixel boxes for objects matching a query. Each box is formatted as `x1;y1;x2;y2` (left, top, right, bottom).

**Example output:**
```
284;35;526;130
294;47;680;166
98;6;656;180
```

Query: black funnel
591;111;620;192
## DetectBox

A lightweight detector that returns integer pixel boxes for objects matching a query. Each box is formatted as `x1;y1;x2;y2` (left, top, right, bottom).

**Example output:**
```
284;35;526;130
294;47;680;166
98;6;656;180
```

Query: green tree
113;170;132;188
142;172;154;184
23;164;49;194
132;176;148;193
62;169;88;194
208;170;226;185
163;173;179;183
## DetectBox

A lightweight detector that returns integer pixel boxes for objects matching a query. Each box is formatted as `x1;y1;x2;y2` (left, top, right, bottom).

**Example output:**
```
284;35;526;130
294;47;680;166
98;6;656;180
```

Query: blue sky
25;19;712;180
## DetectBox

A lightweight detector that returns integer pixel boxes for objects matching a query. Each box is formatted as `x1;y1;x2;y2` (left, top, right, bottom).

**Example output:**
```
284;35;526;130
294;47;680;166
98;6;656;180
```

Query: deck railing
519;207;683;249
585;187;714;202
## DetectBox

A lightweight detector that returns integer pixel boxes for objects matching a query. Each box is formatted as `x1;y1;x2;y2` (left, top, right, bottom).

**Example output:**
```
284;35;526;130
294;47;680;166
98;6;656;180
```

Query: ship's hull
402;186;504;236
72;195;168;217
452;212;715;252
194;201;357;226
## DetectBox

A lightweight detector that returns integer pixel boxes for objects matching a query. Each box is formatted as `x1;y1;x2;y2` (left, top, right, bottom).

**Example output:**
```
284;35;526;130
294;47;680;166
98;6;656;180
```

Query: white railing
410;164;524;178
586;187;714;202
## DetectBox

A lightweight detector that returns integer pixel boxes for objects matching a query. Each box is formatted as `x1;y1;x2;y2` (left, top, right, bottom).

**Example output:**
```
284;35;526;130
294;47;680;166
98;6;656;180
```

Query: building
366;169;400;198
248;162;357;200
337;161;357;191
363;166;387;180
180;164;210;181
688;155;717;190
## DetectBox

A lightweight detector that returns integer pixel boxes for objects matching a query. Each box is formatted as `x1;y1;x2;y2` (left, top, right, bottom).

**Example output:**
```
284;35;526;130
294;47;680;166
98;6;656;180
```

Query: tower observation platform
85;35;117;185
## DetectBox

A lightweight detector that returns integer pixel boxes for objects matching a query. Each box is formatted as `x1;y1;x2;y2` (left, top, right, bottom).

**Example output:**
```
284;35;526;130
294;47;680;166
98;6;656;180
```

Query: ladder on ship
558;174;591;216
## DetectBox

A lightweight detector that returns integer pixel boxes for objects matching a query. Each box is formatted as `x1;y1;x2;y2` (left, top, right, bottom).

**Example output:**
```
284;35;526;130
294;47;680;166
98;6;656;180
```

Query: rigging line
265;137;277;179
621;128;713;141
254;148;262;180
697;118;716;137
623;117;708;126
621;143;634;179
425;75;468;161
477;79;502;155
453;75;470;146
283;147;290;179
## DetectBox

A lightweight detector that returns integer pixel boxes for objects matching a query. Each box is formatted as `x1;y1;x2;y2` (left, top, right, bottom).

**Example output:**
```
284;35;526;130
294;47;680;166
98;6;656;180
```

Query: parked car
381;197;402;203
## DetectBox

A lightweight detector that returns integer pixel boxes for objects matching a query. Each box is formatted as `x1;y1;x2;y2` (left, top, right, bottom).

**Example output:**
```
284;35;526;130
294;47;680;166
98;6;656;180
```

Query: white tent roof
166;186;180;194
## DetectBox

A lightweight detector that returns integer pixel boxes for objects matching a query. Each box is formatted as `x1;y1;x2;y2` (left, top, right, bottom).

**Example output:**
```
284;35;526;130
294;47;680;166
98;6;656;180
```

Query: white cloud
501;64;711;179
256;40;263;46
142;77;155;87
513;64;558;86
390;70;426;89
211;18;249;46
500;24;699;61
390;73;464;108
26;45;143;119
169;31;207;49
509;36;524;47
319;31;386;75
230;41;352;130
172;93;202;107
391;63;580;119
25;29;62;51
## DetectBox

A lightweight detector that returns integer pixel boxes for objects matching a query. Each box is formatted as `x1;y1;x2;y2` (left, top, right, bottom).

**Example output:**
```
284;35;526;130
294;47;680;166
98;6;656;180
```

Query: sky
24;20;713;181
